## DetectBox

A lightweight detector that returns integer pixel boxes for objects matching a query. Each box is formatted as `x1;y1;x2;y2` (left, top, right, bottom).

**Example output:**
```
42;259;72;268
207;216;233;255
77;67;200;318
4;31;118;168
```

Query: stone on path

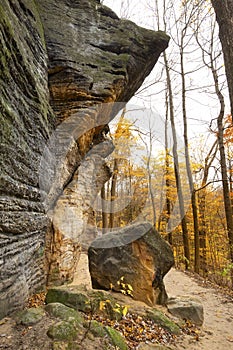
167;296;204;326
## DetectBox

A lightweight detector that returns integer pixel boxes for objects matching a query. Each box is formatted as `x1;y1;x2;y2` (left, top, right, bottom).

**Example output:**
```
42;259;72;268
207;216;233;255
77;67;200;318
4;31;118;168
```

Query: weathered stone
46;285;126;321
0;0;169;317
38;0;169;123
46;141;114;286
47;320;78;341
38;0;169;287
146;309;180;335
167;296;204;326
88;222;174;306
104;326;128;350
46;286;91;313
45;302;83;325
0;0;54;318
15;307;45;326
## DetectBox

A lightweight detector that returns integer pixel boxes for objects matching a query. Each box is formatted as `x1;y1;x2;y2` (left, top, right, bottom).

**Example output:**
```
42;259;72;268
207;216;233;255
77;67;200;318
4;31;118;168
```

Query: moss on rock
84;320;106;337
46;287;91;313
15;307;45;326
47;321;78;341
146;309;180;335
104;326;128;350
45;302;84;326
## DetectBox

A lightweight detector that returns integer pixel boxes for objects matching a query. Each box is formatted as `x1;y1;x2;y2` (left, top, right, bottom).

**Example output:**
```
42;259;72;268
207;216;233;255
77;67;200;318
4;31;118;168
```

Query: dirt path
164;269;233;350
74;254;233;350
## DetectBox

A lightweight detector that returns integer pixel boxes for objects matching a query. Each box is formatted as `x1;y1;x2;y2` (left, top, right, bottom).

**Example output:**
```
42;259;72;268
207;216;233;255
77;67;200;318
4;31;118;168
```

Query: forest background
92;0;233;290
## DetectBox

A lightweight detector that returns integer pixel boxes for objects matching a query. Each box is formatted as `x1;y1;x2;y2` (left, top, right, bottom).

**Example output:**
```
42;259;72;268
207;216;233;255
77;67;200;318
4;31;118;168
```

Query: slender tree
196;140;218;275
164;50;190;269
174;0;202;273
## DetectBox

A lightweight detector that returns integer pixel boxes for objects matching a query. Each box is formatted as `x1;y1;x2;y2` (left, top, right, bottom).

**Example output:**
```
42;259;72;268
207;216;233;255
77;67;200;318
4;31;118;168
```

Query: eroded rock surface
0;0;169;317
38;0;169;123
0;0;54;318
38;0;169;286
88;222;174;306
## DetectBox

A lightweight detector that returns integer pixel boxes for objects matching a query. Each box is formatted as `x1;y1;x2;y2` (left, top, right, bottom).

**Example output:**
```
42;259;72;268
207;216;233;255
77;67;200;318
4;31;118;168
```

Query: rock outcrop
0;0;54;318
39;0;169;287
38;0;169;123
88;222;174;306
0;0;169;317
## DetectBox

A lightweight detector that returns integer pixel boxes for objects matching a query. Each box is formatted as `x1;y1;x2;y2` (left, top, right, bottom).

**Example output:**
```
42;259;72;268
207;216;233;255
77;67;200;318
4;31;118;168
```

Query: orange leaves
88;313;177;349
26;292;46;308
223;114;233;144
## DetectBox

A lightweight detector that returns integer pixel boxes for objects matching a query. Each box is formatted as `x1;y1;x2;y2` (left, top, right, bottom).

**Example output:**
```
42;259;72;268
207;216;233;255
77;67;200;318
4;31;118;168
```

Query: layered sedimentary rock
88;222;174;306
0;0;54;318
0;0;169;317
38;0;169;123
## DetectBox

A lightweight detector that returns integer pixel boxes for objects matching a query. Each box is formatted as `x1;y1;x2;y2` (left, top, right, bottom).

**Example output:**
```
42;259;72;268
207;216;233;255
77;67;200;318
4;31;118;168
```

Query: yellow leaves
99;300;106;311
116;276;134;297
122;306;128;317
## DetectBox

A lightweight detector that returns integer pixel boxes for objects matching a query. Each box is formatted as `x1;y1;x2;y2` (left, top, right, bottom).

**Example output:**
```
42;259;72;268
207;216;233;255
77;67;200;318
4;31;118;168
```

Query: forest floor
72;254;233;350
0;253;233;349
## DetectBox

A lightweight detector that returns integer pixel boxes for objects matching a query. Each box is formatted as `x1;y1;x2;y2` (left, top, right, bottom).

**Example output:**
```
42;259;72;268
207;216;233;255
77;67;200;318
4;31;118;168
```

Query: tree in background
211;0;233;117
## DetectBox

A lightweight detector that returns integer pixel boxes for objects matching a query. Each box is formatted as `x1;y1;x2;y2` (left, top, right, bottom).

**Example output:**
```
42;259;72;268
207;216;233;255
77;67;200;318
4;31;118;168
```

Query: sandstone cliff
0;0;169;318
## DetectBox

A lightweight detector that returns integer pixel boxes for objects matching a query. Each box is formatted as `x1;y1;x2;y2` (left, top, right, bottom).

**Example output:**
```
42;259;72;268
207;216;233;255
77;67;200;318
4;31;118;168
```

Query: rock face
0;0;169;317
38;0;169;287
0;0;54;318
88;222;174;306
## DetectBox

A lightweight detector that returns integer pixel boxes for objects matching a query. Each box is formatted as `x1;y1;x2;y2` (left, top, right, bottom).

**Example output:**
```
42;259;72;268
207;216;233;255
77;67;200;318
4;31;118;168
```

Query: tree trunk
211;0;233;117
165;99;172;244
198;140;218;276
217;114;233;285
211;53;233;286
180;37;200;273
109;158;118;230
164;51;190;269
101;184;108;234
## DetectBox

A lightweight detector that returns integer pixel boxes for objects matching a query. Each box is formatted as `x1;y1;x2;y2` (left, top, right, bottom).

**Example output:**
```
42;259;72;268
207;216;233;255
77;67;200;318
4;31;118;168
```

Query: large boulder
88;222;174;306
